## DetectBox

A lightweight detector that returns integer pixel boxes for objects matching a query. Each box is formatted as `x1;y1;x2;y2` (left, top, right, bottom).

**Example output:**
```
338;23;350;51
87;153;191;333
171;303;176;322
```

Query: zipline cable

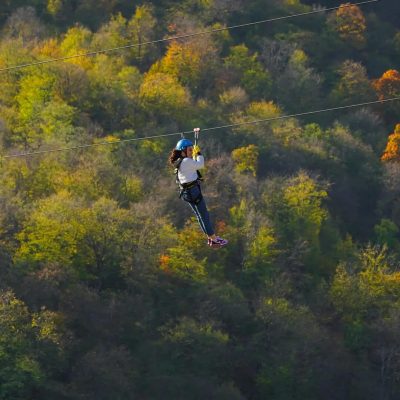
3;96;399;159
0;0;379;73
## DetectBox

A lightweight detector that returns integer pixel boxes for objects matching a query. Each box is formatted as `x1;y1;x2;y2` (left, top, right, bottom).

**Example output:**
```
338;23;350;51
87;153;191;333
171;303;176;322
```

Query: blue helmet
175;138;193;151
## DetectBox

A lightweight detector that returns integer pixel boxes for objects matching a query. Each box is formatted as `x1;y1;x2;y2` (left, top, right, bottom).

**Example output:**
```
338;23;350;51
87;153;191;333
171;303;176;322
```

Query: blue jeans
181;184;215;236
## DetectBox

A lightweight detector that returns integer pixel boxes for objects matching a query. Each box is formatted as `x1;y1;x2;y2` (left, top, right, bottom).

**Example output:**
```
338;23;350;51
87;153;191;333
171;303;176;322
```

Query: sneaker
209;240;221;249
207;237;228;248
215;236;228;246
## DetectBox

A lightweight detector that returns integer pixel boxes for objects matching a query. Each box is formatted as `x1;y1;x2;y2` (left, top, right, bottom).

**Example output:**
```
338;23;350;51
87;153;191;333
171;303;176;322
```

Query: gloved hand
193;144;201;156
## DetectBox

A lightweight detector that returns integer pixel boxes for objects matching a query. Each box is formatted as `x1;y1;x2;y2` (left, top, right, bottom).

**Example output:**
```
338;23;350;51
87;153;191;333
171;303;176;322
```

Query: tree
394;31;400;56
0;290;44;400
381;124;400;162
74;0;119;29
230;100;281;145
328;3;367;49
46;0;63;17
330;246;400;397
231;144;259;177
68;346;137;400
15;187;174;287
331;245;400;341
373;69;400;100
91;13;130;56
262;172;330;281
51;62;90;108
127;4;157;62
139;71;191;122
153;37;218;91
379;160;400;231
323;123;381;239
373;69;400;120
338;108;385;151
254;297;334;400
59;25;93;70
219;86;249;114
281;172;328;248
275;49;323;112
141;317;234;399
374;219;399;250
86;55;142;130
331;60;375;105
15;191;87;269
224;44;271;99
13;70;60;149
3;6;47;43
159;221;208;282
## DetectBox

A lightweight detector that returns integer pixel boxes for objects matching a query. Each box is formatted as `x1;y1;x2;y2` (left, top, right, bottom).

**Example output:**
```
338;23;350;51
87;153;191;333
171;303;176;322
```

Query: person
168;132;228;248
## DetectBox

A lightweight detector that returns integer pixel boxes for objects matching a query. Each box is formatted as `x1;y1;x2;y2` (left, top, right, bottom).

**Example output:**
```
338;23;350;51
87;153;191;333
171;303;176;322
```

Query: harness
174;157;203;199
174;128;203;202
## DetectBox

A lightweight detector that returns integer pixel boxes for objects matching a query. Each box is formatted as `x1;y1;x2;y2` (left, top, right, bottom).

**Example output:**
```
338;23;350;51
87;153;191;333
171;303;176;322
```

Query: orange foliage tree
381;124;400;162
330;3;366;48
373;69;400;100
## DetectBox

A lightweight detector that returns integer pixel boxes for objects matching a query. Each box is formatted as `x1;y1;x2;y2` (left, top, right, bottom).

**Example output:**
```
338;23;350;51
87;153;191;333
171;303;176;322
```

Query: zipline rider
168;128;228;248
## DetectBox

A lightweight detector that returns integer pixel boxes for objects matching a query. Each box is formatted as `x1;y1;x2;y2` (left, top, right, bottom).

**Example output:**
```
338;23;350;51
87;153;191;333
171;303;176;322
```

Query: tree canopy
0;1;399;399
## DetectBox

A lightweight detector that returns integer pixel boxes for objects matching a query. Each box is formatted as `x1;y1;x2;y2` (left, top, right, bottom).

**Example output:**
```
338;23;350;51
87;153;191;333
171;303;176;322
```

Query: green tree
0;290;44;400
127;4;157;61
374;219;399;250
142;317;235;398
330;246;400;351
331;60;375;105
254;297;331;400
68;346;137;400
86;55;142;130
275;49;322;112
91;13;130;57
330;245;400;398
265;172;328;248
224;44;271;98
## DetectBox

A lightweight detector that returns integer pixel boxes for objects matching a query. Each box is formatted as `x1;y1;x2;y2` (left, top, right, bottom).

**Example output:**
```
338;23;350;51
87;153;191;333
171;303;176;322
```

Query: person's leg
188;203;208;236
183;186;228;246
193;199;228;247
191;197;215;237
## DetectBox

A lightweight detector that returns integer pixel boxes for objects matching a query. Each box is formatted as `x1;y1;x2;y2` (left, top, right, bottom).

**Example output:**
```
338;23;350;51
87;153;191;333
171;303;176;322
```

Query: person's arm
183;155;204;169
193;144;201;156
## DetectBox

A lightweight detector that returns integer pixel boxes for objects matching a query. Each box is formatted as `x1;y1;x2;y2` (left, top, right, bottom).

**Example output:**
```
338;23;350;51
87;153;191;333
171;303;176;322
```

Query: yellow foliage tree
156;41;202;87
152;34;217;90
381;124;400;162
231;101;281;136
139;72;191;121
159;222;208;281
59;25;93;70
34;38;61;59
231;144;259;176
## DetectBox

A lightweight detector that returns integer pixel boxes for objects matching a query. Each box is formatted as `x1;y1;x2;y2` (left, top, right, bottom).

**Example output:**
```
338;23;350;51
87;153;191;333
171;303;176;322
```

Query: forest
0;0;399;399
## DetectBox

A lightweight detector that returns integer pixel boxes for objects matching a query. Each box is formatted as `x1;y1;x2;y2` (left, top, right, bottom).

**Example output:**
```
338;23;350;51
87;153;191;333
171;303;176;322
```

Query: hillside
0;1;400;399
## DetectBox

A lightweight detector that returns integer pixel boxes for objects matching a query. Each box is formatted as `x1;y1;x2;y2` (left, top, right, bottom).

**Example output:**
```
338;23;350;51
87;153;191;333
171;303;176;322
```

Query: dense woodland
0;0;400;399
